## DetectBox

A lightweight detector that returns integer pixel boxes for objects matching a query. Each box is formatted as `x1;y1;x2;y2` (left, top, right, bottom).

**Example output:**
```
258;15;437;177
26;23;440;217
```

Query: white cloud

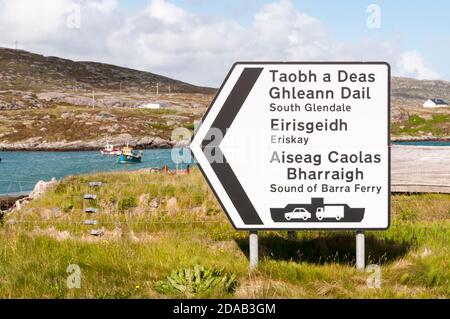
87;0;118;14
146;0;187;24
0;0;74;42
397;51;440;80
0;0;441;86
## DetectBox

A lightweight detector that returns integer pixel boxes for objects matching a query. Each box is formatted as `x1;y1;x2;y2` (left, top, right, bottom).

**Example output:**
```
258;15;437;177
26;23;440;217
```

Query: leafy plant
154;265;237;296
62;201;74;212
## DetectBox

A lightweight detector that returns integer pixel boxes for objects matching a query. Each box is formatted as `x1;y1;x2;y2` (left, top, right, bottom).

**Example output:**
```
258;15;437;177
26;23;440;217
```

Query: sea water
0;149;195;195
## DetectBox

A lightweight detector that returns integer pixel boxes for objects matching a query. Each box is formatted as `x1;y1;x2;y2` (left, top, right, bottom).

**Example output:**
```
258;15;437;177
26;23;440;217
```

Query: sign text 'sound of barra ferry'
190;62;390;230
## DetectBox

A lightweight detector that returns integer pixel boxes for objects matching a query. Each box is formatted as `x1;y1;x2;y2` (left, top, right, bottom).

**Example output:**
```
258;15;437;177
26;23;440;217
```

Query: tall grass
0;169;448;298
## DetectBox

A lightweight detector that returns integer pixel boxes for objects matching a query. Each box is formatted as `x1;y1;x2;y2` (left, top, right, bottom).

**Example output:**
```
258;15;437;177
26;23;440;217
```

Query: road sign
190;62;390;230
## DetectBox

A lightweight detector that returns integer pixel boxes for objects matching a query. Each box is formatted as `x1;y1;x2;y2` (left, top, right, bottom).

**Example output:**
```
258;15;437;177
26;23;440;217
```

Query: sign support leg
288;231;297;241
356;231;365;271
249;231;258;271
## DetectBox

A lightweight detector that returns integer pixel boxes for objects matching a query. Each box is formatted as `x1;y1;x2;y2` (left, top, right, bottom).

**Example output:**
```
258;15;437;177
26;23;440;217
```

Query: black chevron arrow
201;67;264;225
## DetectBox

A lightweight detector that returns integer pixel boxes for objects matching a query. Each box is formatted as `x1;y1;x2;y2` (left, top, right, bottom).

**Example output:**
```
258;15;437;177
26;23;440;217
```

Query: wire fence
1;169;449;243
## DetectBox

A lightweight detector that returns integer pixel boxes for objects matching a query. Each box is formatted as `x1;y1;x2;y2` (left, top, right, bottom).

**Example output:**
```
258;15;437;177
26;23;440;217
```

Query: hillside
0;48;448;148
391;77;449;139
0;48;215;149
0;48;213;95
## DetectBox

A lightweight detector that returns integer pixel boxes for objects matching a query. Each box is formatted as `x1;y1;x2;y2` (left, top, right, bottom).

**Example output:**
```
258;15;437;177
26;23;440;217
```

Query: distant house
138;103;161;109
423;99;448;108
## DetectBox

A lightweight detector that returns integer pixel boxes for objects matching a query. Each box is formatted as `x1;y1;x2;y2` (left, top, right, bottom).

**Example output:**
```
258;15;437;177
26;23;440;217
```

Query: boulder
29;178;58;199
138;194;150;207
149;198;159;210
61;112;73;119
166;197;179;214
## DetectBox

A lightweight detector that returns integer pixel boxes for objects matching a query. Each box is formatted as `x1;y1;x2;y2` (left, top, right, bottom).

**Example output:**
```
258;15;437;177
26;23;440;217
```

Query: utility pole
156;82;159;95
14;40;18;50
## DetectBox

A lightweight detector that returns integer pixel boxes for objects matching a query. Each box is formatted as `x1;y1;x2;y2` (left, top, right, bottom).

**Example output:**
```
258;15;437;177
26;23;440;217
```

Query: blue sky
118;0;450;81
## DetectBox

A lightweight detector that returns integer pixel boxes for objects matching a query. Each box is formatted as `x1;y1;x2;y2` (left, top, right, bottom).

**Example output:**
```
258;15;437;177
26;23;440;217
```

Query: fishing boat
117;145;143;164
100;144;121;156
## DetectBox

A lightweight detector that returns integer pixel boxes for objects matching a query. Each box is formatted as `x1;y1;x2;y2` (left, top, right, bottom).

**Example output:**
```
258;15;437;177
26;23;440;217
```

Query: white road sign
190;62;390;230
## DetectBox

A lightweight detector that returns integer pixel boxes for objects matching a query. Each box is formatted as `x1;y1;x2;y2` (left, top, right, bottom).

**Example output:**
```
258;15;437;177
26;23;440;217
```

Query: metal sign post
249;231;258;271
356;231;365;271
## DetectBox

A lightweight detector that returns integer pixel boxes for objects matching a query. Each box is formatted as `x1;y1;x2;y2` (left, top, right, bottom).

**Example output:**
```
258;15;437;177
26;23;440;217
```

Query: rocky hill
0;47;214;110
0;48;213;93
0;48;215;150
390;77;449;139
391;76;450;121
0;48;448;148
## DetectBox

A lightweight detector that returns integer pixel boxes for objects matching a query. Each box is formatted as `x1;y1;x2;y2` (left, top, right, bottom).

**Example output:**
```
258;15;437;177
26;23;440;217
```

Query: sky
0;0;448;87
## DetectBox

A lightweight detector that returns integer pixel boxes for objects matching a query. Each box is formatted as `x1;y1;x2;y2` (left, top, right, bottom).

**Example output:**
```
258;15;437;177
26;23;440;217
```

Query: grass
0;169;449;298
392;114;450;137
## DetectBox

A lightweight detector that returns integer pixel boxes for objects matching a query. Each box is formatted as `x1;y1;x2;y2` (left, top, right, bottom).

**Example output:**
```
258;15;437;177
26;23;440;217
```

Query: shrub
408;115;426;126
118;196;138;212
62;202;74;212
154;265;237;297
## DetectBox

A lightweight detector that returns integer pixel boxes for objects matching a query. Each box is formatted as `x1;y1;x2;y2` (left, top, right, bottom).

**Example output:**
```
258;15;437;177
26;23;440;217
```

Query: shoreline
0;138;448;152
0;145;174;152
0;140;189;152
0;194;27;211
391;137;450;143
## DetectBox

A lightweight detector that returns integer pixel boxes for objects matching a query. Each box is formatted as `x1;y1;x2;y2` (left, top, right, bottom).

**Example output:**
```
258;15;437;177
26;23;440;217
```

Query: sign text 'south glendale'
190;62;390;230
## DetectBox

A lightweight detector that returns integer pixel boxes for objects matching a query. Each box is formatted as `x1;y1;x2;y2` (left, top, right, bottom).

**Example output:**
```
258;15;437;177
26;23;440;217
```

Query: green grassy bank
0;169;448;298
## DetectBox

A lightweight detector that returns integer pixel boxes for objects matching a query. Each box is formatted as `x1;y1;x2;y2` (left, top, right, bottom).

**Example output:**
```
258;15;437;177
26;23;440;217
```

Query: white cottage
423;99;448;108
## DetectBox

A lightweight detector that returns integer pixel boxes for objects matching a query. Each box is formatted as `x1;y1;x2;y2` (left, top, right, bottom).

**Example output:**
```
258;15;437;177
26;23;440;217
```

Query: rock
166;197;178;214
90;229;105;237
137;136;154;146
29;178;57;199
0;134;177;151
151;136;172;148
391;108;409;122
11;198;29;212
105;123;120;133
112;133;133;145
61;112;73;119
36;92;93;106
149;198;159;210
95;111;115;120
40;209;52;220
51;207;62;218
138;194;150;207
36;92;66;102
162;115;189;121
